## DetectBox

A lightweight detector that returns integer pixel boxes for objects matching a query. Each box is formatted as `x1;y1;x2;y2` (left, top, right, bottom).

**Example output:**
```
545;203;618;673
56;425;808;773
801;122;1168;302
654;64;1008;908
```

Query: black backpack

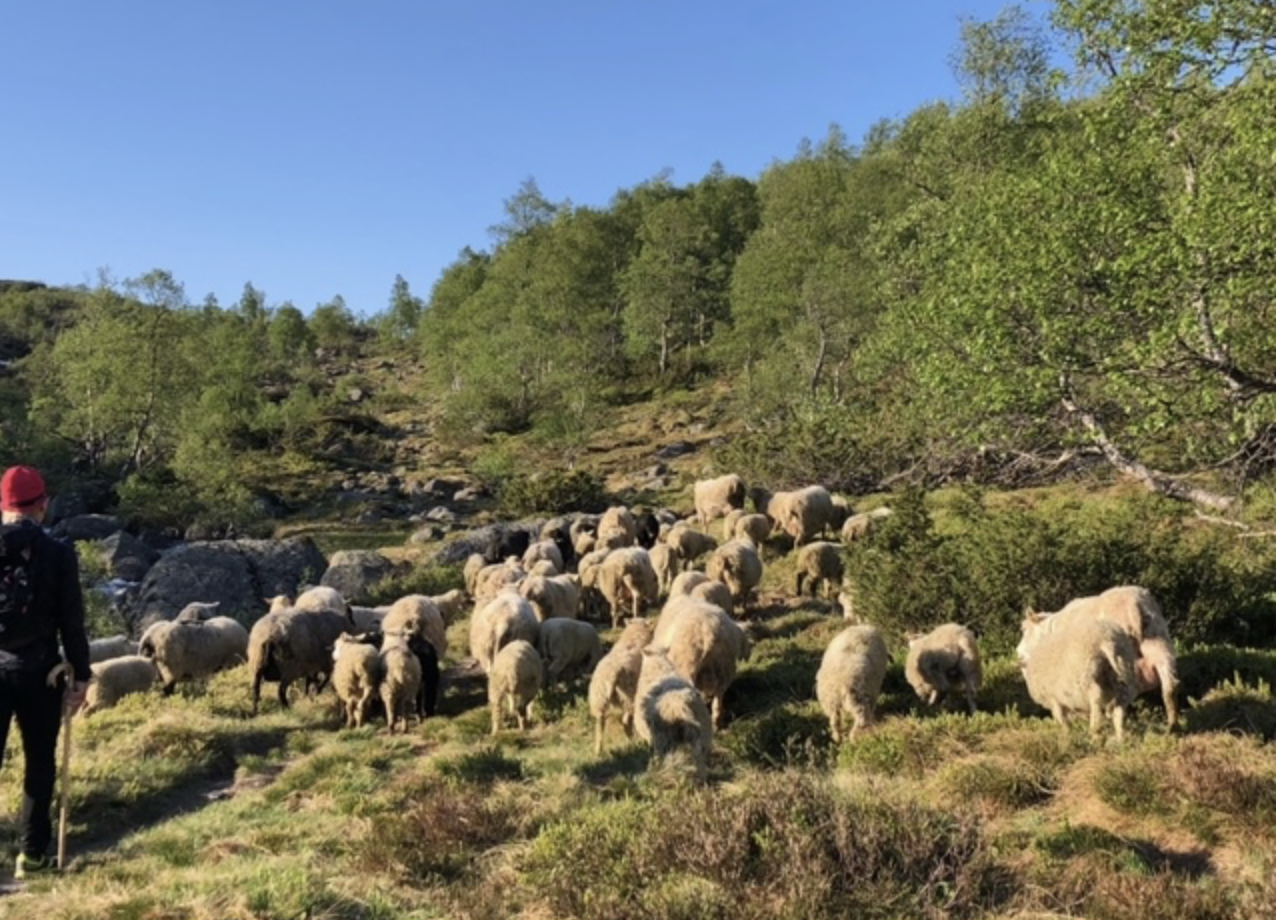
0;524;39;650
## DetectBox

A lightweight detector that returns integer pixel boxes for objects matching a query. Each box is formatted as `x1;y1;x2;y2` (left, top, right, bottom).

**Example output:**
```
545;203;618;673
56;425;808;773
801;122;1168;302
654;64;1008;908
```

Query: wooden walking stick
46;662;74;871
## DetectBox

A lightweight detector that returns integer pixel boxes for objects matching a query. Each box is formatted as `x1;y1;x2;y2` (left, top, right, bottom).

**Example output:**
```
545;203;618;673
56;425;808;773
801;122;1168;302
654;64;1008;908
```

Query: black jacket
0;521;91;682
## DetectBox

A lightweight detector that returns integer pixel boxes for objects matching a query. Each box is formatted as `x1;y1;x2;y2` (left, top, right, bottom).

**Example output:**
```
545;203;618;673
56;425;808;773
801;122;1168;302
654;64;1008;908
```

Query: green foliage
1187;674;1276;741
364;564;463;607
435;745;526;785
498;469;608;516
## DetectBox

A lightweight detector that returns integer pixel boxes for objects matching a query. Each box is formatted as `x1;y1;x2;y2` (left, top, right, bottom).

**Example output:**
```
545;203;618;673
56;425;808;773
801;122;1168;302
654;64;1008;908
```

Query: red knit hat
1;466;48;511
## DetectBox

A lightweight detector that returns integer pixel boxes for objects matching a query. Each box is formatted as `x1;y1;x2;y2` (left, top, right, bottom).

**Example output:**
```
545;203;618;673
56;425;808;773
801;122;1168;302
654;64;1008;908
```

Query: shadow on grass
574;744;648;786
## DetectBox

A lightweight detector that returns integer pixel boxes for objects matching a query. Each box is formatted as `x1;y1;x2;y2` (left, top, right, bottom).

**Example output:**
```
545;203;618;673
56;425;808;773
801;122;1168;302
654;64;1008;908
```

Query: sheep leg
1088;691;1105;736
964;675;978;714
251;670;265;716
1110;703;1127;743
1159;662;1179;730
277;680;292;710
490;698;503;735
711;694;723;729
794;572;806;596
594;714;606;755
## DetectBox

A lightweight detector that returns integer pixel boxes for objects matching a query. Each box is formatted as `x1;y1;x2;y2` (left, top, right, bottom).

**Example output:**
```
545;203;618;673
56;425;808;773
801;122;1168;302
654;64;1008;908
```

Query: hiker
0;466;90;879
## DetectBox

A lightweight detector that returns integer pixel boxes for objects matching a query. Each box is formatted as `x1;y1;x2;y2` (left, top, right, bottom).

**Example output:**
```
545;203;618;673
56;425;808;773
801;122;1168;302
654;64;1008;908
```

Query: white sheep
88;634;139;664
756;485;837;546
721;507;748;542
793;541;845;599
431;588;467;626
247;605;354;714
381;594;448;660
469;591;540;674
83;655;159;715
693;474;747;527
489;639;543;734
665;523;719;569
138;616;250;695
538;618;602;686
588;618;655;754
463;552;488;596
648;543;678;596
668;570;711;598
570;516;600;558
705;540;764;611
576;549;611;621
652;596;750;728
816;624;890;742
519;573;580;622
380;631;423;734
732;513;773;550
174;601;224;623
904;623;982;713
841;507;893;544
597;505;638;549
1018;586;1178;728
473;558;526;603
597;546;660;628
523;540;564;575
1019;615;1139;741
332;633;382;728
294;585;351;616
634;646;714;782
689;579;734;616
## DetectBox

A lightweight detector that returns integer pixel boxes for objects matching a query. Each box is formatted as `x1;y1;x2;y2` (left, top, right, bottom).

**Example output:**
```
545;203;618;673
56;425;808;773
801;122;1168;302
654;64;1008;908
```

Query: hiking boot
14;853;54;879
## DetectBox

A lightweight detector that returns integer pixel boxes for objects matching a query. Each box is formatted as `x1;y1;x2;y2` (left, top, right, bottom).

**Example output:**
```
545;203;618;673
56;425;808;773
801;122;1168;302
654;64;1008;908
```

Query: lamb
752;485;836;546
1019;615;1140;741
88;634;139;664
597;506;638;550
519;573;581;622
841;507;893;544
138;615;251;695
1018;586;1178;728
732;513;773;550
665;523;719;569
694;474;747;527
649;543;678;595
651;596;750;728
247;605;354;714
538;618;602;685
597;546;660;628
381;594;449;660
380;630;423;734
634;646;714;782
905;623;982;713
489;639;543;734
469;591;540;674
331;633;382;728
793;541;845;599
816;624;890;742
82;655;159;715
588;618;656;754
523;540;565;575
705;540;764;611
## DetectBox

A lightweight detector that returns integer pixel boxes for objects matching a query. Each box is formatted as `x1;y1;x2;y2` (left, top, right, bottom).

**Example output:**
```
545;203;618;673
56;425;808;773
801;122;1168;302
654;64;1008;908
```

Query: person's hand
64;680;90;715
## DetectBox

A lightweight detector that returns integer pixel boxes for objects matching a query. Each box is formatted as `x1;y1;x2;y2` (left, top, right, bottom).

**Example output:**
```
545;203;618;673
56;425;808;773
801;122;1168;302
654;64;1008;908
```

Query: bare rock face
126;537;328;632
319;549;402;604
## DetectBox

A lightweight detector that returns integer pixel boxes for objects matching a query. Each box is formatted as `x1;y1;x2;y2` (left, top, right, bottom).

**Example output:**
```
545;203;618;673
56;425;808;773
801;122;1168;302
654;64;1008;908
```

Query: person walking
0;466;90;879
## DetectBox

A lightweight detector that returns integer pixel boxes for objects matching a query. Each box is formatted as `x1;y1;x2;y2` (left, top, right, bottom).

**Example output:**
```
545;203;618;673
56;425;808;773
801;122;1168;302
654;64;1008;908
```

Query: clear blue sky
2;1;1029;317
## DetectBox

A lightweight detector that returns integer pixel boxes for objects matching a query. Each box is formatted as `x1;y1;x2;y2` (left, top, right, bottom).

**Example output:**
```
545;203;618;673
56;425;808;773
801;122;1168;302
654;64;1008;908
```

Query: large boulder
95;531;160;582
52;514;125;542
126;537;327;631
431;520;546;566
319;549;400;604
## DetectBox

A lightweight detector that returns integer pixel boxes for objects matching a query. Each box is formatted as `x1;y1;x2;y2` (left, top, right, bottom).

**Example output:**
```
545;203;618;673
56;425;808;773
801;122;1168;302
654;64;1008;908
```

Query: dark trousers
0;666;64;858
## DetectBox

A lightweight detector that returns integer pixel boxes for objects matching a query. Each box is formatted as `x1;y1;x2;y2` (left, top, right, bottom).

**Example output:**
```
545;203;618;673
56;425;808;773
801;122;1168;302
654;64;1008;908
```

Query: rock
96;531;159;581
319;549;400;604
453;487;485;502
52;514;125;542
430;520;546;567
409;526;446;545
425;506;458;524
654;441;696;460
423;478;465;499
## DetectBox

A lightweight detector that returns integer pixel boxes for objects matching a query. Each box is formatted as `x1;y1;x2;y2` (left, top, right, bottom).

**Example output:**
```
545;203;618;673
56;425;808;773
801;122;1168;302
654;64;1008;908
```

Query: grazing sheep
668;570;711;598
350;605;389;634
538;516;578;570
570;515;600;559
705;541;764;611
753;485;836;547
519;573;581;622
830;495;853;532
380;631;423;734
597;506;638;549
634;510;664;550
88;634;139;664
473;558;526;603
732;513;772;550
83;655;159;715
837;590;858;622
332;633;382;728
489;639;543;734
174;601;223;623
905;623;982;713
1019;616;1139;741
1018;586;1178;728
651;597;750;728
694;474;747;527
431;588;467;625
817;625;890;742
576;549;611;621
294;585;350;616
598;546;660;628
793;541;845;599
538;618;602;685
665;524;719;569
382;595;449;660
463;552;488;596
649;543;678;595
588;619;656;754
523;540;565;575
721;507;747;542
138;616;251;695
247;605;354;714
634;646;714;782
469;592;540;674
689;579;734;616
841;507;893;544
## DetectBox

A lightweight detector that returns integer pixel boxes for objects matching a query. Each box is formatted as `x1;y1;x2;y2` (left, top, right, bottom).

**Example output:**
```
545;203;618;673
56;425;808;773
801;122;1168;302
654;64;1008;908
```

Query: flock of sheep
76;473;1181;780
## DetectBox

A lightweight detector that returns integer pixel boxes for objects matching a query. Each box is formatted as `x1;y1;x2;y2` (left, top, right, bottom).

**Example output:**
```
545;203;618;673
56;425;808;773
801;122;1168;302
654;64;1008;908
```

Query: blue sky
2;1;1031;317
